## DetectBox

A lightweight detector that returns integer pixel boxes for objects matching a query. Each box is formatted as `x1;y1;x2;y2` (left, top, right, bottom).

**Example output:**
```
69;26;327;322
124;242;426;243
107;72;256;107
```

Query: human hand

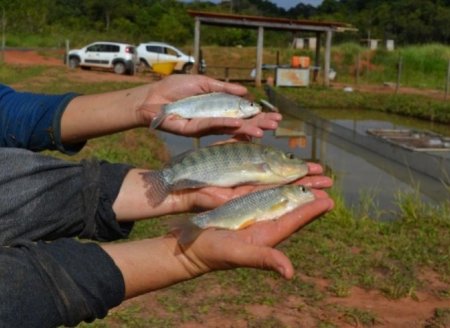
106;162;332;299
103;190;332;300
136;74;282;138
172;188;333;279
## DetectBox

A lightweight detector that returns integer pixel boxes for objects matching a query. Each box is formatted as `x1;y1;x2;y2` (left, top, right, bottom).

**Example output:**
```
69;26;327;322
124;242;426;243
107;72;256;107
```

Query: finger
193;117;243;132
307;162;324;175
253;112;283;123
311;189;332;200
218;113;282;135
250;197;333;247
225;242;295;279
280;197;334;231
207;79;248;96
294;176;333;189
242;112;282;130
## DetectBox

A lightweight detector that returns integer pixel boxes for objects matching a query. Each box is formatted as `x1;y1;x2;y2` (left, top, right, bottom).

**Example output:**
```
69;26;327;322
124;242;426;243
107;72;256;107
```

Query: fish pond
157;92;449;219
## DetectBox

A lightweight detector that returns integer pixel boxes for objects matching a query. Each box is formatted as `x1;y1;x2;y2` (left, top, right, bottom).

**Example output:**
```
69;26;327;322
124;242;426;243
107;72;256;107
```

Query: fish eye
286;152;295;159
300;185;306;192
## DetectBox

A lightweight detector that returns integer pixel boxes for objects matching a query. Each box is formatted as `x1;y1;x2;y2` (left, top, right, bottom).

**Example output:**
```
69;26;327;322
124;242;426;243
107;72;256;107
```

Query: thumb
227;243;294;279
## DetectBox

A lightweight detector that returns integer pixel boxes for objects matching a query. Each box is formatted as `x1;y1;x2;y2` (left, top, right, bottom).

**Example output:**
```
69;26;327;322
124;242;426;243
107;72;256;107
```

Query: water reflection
156;105;449;217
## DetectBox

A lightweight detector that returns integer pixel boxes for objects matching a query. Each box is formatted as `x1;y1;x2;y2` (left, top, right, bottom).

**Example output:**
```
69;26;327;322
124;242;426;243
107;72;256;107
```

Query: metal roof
188;10;355;32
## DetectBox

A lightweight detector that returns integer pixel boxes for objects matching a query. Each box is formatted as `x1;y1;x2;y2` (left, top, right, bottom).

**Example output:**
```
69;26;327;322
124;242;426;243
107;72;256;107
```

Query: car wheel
140;59;149;68
114;62;126;75
182;63;193;74
68;57;80;69
136;59;148;73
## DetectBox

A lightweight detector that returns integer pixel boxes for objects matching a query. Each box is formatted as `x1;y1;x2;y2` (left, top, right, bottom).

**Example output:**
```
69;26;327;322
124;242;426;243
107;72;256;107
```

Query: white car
136;42;206;74
67;41;138;75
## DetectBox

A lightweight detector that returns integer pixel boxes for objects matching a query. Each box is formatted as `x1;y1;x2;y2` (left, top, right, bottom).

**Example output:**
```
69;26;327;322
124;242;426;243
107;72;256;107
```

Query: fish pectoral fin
237;163;269;174
237;218;257;230
150;112;183;130
269;199;289;212
171;114;184;120
150;112;168;129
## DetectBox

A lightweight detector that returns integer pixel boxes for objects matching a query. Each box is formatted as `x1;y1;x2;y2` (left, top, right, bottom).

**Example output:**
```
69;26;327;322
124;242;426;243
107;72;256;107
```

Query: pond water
155;97;449;218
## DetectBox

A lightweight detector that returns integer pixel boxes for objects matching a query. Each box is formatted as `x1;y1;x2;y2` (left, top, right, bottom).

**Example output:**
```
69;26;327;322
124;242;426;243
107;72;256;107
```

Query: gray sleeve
0;148;134;245
0;239;125;327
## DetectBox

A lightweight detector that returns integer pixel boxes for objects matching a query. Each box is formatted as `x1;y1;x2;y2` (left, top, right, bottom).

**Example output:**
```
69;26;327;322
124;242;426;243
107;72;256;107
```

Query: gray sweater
0;148;133;327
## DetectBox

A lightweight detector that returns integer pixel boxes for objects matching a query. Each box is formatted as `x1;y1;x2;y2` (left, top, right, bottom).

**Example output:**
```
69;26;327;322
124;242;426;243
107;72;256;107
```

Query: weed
337;305;380;327
247;315;286;328
424;307;450;328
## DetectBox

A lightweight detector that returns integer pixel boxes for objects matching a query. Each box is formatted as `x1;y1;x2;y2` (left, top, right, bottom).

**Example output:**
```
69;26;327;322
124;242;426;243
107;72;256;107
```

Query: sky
180;1;323;10
269;0;323;9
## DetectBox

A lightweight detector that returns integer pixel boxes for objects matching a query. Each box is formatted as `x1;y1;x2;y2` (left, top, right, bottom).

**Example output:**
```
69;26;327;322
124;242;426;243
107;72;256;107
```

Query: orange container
291;56;311;68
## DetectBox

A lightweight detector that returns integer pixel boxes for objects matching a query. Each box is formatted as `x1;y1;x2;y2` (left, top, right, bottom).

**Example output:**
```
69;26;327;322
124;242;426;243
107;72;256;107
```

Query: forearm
60;84;152;144
102;236;202;299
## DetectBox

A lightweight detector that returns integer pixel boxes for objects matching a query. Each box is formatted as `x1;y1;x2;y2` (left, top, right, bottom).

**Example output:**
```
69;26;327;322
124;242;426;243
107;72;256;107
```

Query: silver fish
172;184;315;245
141;142;309;206
150;92;261;129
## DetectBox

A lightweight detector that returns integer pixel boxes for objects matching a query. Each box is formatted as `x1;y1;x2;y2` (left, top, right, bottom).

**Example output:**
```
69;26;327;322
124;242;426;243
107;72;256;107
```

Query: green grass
331;43;450;90
280;85;450;124
0;64;48;85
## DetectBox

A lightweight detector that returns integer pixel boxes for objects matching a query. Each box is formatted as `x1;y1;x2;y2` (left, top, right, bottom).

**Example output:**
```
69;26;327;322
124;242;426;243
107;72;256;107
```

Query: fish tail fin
140;170;171;206
167;217;203;247
150;107;168;129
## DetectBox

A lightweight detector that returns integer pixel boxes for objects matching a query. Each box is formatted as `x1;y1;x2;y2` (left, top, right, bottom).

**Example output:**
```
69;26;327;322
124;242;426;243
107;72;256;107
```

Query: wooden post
324;29;332;87
313;32;321;82
225;67;229;82
395;56;402;94
193;17;201;74
65;39;70;68
445;59;450;100
255;25;264;87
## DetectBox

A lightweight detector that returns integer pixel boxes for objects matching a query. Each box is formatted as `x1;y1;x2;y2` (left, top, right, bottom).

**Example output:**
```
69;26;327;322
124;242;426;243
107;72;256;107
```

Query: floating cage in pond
367;129;450;152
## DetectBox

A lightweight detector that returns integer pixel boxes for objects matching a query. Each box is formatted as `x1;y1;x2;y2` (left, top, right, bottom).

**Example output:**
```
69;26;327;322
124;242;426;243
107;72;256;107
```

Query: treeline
1;0;450;47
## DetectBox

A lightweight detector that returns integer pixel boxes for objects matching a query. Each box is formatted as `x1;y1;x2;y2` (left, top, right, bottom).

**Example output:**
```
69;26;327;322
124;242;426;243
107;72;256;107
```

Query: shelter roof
187;10;355;32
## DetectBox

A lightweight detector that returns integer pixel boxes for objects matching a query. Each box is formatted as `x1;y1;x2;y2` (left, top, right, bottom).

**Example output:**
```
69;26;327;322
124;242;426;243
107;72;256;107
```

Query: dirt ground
5;49;448;99
5;50;450;327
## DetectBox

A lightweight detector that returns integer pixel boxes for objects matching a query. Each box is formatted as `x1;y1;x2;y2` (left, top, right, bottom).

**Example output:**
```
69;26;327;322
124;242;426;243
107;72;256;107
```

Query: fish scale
141;142;309;206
